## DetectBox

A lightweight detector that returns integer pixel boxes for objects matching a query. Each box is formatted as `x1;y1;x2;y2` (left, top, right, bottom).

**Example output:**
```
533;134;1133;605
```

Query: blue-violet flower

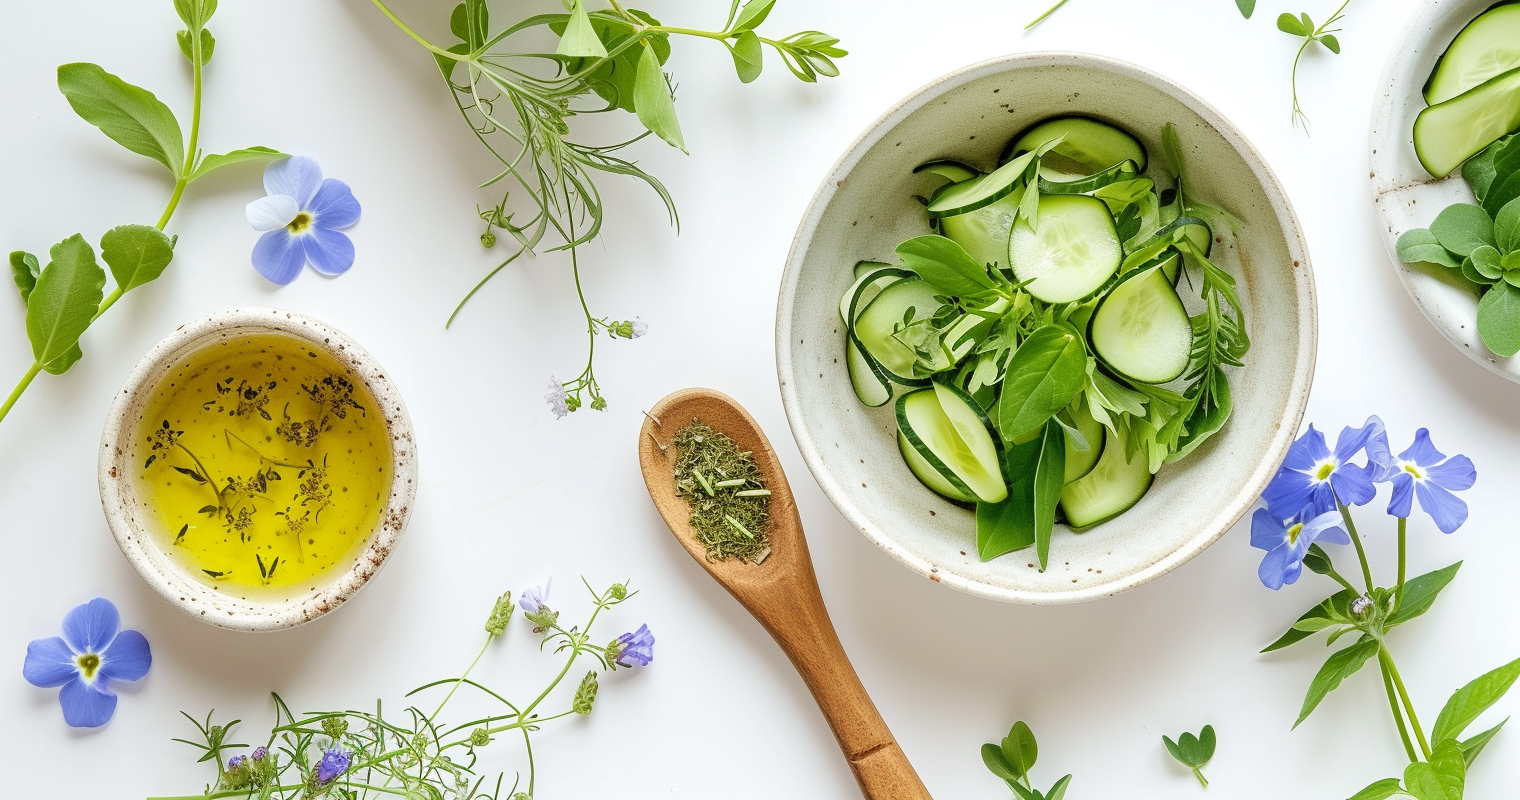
520;580;551;614
1370;428;1476;533
22;597;152;728
1250;509;1349;590
609;623;655;668
1261;417;1386;521
315;748;350;784
246;156;361;285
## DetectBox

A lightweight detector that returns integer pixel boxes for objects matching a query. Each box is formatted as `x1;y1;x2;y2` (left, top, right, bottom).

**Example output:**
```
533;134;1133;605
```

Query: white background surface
2;0;1516;797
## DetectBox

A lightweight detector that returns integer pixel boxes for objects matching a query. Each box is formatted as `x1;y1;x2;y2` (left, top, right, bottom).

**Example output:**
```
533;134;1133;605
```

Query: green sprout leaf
1476;282;1520;356
981;742;1021;782
1045;774;1072;800
177;28;216;65
1431;657;1520;744
1295;636;1378;728
977;438;1039;561
57;63;184;177
733;0;776;32
1001;720;1038;778
997;325;1086;440
1402;739;1464;800
556;0;608;58
1032;419;1065;571
1386;562;1461;628
1496;197;1520;254
1430;203;1496;257
100;224;175;293
1346;778;1405;800
449;0;489;50
1459;717;1507;767
1396;228;1462;270
188;146;285;182
633;43;686;153
26;234;106;375
10;251;40;304
729;30;764;84
1236;0;1256;18
1277;12;1308;36
1162;724;1216;788
1319;33;1342;54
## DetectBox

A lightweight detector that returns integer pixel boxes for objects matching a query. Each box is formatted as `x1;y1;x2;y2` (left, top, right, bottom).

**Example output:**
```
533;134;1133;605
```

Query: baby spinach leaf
1262;587;1358;652
556;0;608;58
1001;720;1038;778
1429;203;1494;257
57;63;184;177
1432;656;1520;743
633;42;686;153
1346;778;1405;800
896;235;996;298
1483;171;1520;221
1459;718;1506;767
1032;420;1065;571
1497;197;1520;254
1402;739;1464;800
1463;139;1502;205
1476;282;1520;357
1471;245;1504;280
998;326;1086;440
981;742;1021;782
1387;562;1460;628
729;31;763;83
188;146;284;182
10;251;40;303
976;438;1039;561
26;234;106;375
1396;228;1461;270
1295;636;1378;728
1462;255;1498;286
100;224;175;293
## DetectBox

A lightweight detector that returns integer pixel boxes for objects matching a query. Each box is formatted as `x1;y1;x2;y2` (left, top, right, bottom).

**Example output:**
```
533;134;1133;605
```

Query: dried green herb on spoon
672;418;772;564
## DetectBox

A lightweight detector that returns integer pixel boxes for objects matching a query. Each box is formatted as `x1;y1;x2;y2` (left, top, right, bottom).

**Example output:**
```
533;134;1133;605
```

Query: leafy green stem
1191;766;1209;789
1378;658;1421;763
1397;515;1408;597
1338;503;1375;594
0;363;42;427
367;0;465;59
1379;644;1432;760
1025;0;1071;29
429;636;493;722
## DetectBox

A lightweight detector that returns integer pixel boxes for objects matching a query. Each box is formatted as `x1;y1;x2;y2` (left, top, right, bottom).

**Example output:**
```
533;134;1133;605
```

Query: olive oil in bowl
131;333;393;599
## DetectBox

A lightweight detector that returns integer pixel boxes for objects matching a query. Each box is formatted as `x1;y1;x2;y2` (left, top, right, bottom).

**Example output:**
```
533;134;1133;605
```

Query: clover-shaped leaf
1163;725;1216;787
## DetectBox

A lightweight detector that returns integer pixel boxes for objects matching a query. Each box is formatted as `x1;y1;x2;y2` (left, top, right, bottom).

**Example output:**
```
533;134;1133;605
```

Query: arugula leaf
1402;739;1464;800
1396;228;1461;270
1386;562;1460;628
1262;588;1357;652
1032;420;1065;571
1346;778;1405;800
633;42;686;153
1431;657;1520;743
1295;637;1378;728
976;438;1039;561
189;146;284;182
1429;203;1495;257
1459;717;1506;767
1476;282;1520;357
26;234;106;375
896;235;996;299
10;251;40;304
100;224;175;293
57;63;184;177
998;325;1086;440
729;31;764;83
556;0;608;58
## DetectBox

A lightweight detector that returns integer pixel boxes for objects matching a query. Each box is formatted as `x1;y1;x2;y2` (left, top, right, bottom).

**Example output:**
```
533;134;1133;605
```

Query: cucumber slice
1008;194;1122;303
1005;116;1148;176
927;149;1038;218
838;265;909;324
898;431;974;502
1426;4;1520;105
914;159;981;185
1144;247;1183;286
897;387;1008;503
1060;432;1153;530
854;259;893;280
847;332;893;407
853;278;944;384
1039;160;1140;195
1062;401;1104;483
1414;65;1520;178
940;185;1026;270
1089;263;1192;384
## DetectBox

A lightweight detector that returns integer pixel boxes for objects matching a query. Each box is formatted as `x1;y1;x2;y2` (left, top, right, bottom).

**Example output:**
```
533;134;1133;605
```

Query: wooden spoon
638;388;932;800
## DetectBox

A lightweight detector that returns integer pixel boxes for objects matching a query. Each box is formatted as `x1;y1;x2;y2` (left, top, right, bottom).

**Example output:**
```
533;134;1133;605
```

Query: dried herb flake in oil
672;419;771;564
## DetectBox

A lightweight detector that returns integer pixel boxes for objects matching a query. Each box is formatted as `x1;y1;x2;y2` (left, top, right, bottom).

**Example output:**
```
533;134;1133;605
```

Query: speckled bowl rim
98;308;418;631
775;52;1316;605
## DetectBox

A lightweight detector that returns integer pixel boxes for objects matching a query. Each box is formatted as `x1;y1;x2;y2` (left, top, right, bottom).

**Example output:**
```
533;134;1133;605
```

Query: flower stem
1337;503;1376;594
430;636;493;722
1397;515;1408;592
0;363;42;427
1380;644;1432;760
368;0;466;59
1378;658;1420;763
1025;0;1072;29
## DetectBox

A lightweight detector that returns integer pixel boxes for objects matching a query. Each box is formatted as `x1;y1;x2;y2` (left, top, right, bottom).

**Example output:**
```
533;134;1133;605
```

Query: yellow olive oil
132;333;393;597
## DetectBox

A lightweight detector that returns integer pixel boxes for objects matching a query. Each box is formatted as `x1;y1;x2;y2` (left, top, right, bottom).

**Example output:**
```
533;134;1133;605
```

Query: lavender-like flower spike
608;623;656;669
315;749;350;785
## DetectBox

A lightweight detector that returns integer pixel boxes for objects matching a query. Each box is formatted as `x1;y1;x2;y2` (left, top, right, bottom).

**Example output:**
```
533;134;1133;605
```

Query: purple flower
1261;417;1386;521
228;755;247;769
1369;429;1476;533
609;623;655;668
22;598;151;728
1250;509;1349;590
251;746;268;761
519;580;551;615
245;156;361;285
315;748;350;784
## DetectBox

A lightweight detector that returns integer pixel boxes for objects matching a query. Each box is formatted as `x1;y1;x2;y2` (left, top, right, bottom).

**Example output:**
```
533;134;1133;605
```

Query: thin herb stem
367;0;465;59
1397;515;1408;596
429;636;493;722
1025;0;1072;30
1191;767;1209;789
1338;503;1375;595
1289;0;1353;129
0;363;42;427
1379;658;1420;763
1322;563;1357;594
1380;644;1432;760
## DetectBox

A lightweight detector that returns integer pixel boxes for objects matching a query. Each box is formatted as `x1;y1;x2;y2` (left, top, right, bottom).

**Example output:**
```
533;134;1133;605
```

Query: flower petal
246;194;300;232
303;227;355;276
1301;510;1350;546
1257;544;1297;590
252;229;306;285
1365;426;1396;480
1261;469;1314;520
1387;473;1415;518
1249;507;1286;551
1427;454;1476;492
308;179;361;229
1333;416;1385;463
1399;428;1446;466
23;637;79;688
62;598;120;654
1415;481;1469;534
264;156;323;207
58;678;117;728
98;629;151;683
1282;425;1331;470
1329;463;1377;507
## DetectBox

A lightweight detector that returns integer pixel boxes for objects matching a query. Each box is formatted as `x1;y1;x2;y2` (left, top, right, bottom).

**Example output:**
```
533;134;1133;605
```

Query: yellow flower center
76;653;100;679
287;212;314;234
1403;463;1424;480
1286;522;1304;545
1315;462;1334;481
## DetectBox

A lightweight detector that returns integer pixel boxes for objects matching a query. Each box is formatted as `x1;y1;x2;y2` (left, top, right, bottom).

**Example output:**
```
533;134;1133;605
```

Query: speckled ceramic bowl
776;53;1315;604
1371;0;1515;381
99;308;417;631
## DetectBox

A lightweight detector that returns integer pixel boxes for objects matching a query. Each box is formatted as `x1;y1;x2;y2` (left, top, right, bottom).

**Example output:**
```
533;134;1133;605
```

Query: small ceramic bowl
1371;0;1515;381
99;308;417;631
776;53;1316;604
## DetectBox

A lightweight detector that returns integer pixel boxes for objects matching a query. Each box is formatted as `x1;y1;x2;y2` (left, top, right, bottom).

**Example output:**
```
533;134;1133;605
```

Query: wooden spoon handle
749;574;932;799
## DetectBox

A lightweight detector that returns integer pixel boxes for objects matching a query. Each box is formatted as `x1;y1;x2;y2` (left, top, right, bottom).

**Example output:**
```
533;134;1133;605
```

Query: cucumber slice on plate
1004;116;1148;176
847;333;893;408
1008;194;1122;303
1414;65;1520;178
838;265;910;324
1425;3;1520;105
1089;263;1192;384
927;149;1038;218
852;278;944;384
896;385;1008;504
1060;431;1154;530
914;159;981;186
1039;160;1140;195
898;430;975;503
940;185;1026;270
1062;401;1104;483
854;259;894;280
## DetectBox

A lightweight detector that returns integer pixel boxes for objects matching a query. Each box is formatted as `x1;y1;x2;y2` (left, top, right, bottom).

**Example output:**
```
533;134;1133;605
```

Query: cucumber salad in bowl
838;117;1249;569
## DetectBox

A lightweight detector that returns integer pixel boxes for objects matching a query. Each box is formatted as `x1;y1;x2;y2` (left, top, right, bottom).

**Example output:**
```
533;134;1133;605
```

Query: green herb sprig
1;0;283;430
367;0;844;417
1162;725;1217;788
147;580;642;800
1026;0;1253;31
1276;1;1353;129
981;721;1073;800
